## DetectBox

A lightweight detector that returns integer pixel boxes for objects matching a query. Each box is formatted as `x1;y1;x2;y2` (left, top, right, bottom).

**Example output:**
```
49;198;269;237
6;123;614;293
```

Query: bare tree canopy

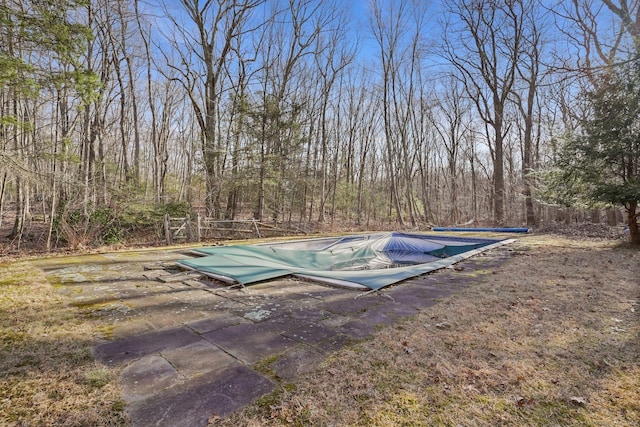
1;0;638;249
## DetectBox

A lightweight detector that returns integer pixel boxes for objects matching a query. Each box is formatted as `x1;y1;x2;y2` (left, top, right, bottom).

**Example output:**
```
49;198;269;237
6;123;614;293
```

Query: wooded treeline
1;0;638;249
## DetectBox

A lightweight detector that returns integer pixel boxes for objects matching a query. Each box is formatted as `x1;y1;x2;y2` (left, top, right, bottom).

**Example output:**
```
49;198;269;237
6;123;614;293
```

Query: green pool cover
178;232;511;290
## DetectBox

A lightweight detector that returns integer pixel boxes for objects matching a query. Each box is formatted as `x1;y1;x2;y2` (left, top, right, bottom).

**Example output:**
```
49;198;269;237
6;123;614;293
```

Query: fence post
196;213;201;242
607;208;619;225
164;213;172;245
185;215;192;241
253;219;262;238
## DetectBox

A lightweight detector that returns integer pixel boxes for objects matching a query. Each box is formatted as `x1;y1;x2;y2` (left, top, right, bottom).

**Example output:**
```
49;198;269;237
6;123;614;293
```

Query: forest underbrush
0;203;630;261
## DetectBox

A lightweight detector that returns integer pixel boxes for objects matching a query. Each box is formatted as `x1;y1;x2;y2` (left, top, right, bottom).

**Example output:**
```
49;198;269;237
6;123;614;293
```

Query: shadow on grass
0;262;130;426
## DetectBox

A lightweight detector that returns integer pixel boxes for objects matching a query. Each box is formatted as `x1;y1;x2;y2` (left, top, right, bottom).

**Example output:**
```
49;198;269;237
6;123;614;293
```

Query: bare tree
444;0;525;225
554;0;634;84
431;77;472;225
370;0;431;226
512;1;546;226
312;2;354;223
165;0;264;217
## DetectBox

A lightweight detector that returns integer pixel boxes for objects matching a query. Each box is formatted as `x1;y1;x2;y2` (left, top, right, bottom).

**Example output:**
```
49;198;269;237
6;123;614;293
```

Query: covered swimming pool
178;232;512;290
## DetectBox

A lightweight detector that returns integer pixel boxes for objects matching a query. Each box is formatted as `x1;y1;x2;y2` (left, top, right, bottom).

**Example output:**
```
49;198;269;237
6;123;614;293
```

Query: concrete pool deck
35;244;512;426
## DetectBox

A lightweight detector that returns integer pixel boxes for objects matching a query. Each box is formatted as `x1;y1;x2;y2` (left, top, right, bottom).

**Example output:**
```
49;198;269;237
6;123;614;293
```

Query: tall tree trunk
444;0;522;226
494;114;505;225
114;58;131;182
628;201;639;244
0;173;6;229
135;0;162;201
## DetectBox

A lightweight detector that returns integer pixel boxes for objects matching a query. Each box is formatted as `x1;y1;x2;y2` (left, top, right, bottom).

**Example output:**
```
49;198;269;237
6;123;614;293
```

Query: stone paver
318;293;383;316
95;326;203;365
127;365;274;426
120;355;182;402
386;283;454;308
268;344;327;382
36;244;512;426
162;340;242;378
311;333;353;353
336;318;379;339
356;304;400;327
279;320;338;344
186;312;251;334
202;322;297;364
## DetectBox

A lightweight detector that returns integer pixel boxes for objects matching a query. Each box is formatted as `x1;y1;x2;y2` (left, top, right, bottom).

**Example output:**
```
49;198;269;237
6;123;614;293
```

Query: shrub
53;200;194;248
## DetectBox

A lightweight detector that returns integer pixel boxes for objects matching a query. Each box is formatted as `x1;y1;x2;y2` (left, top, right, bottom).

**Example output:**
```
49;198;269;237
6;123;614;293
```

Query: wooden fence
163;214;306;244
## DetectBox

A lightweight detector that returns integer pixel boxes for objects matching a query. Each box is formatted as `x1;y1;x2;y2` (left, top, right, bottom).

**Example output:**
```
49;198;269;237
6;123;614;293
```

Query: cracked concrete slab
202;322;297;365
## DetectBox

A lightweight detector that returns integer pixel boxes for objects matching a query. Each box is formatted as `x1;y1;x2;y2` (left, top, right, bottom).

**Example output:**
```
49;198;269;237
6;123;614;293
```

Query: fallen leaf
570;396;587;406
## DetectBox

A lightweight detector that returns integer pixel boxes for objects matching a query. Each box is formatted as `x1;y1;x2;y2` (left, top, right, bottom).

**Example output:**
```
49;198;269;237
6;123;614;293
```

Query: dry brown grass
0;262;128;426
217;235;640;426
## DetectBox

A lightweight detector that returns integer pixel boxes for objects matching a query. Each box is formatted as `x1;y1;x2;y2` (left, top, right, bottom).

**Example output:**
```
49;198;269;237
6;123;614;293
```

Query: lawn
0;262;128;425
